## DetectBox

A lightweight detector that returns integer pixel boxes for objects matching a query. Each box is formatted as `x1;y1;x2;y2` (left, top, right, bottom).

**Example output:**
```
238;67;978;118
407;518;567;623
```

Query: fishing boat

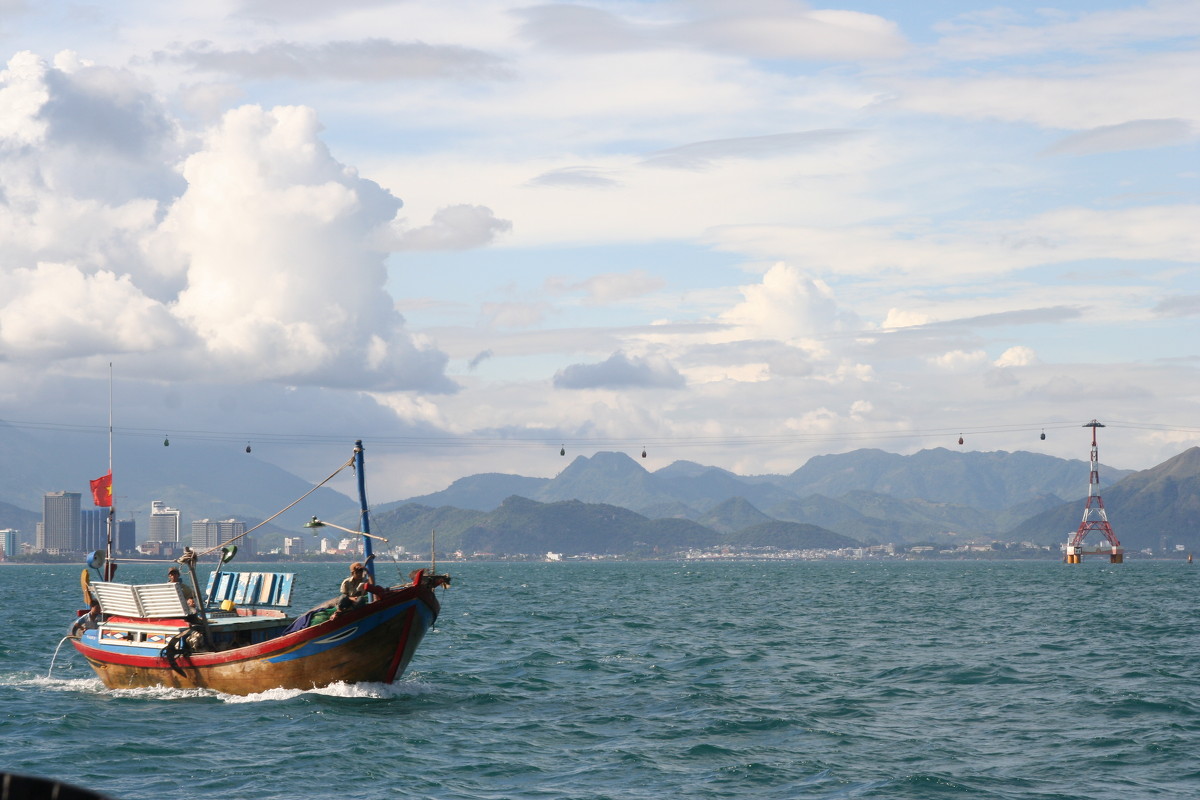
68;440;449;695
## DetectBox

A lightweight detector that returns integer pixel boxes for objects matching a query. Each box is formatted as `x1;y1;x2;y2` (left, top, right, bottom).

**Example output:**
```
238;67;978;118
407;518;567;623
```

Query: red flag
90;471;113;507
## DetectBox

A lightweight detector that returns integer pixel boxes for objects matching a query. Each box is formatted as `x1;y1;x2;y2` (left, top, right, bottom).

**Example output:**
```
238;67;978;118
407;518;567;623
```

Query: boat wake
25;673;222;700
7;670;436;703
6;673;107;693
223;675;436;703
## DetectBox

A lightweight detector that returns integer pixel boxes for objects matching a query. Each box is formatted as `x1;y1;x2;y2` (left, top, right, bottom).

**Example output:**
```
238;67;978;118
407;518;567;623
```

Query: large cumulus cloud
0;51;461;393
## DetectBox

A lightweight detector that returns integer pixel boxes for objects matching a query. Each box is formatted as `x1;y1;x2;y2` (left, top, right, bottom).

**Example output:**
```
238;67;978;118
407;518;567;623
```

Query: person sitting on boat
167;566;197;610
70;599;102;635
335;562;385;613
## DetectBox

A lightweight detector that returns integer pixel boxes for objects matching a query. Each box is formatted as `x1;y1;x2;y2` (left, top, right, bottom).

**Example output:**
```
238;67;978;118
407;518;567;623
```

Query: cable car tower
1064;420;1123;564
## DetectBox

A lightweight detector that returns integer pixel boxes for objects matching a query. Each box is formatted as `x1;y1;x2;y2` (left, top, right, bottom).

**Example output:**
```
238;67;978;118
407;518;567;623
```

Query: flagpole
106;362;114;578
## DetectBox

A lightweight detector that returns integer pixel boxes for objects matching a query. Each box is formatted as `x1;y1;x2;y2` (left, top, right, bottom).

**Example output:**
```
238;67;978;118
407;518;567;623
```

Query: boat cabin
87;572;296;652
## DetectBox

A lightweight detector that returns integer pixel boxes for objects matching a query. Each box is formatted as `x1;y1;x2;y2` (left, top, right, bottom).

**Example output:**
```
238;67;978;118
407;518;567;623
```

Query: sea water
1;560;1197;800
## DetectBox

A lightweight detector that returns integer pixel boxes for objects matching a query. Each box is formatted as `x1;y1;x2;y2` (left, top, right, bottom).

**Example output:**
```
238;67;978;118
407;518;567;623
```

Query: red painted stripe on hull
384;608;416;683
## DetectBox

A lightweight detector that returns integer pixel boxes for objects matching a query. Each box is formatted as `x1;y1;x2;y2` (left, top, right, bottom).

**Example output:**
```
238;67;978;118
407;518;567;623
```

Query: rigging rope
195;453;357;558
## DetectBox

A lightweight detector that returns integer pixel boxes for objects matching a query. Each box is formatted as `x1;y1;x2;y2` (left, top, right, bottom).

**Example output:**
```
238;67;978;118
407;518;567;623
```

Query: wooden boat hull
71;583;441;695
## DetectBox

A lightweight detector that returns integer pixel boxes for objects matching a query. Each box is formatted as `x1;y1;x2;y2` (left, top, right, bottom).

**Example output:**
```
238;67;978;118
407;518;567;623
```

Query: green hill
727;521;860;550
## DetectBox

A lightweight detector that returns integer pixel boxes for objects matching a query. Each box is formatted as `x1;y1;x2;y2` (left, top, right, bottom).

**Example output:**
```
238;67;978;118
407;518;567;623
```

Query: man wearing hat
337;562;369;612
167;566;197;610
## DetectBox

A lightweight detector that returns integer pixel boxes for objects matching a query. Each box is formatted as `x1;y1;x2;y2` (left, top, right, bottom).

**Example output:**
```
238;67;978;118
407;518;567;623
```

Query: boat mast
354;440;375;582
105;362;115;578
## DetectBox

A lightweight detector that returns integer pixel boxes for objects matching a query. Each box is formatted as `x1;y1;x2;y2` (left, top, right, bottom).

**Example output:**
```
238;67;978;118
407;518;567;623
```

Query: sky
0;0;1197;502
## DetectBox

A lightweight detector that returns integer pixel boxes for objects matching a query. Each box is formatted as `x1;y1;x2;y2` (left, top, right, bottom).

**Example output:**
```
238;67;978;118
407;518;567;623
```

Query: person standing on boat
167;566;197;610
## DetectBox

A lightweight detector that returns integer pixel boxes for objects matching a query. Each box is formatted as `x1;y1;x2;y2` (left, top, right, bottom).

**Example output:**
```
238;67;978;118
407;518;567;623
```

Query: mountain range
4;416;1197;558
366;448;1200;557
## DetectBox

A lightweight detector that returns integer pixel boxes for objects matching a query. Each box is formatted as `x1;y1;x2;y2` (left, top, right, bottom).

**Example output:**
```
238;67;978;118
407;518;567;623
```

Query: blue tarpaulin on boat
205;571;294;607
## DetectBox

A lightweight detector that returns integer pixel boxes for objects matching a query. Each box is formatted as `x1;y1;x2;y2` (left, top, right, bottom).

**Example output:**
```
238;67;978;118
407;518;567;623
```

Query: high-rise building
40;491;81;553
81;509;106;553
191;518;245;551
191;519;218;550
1;529;20;559
149;500;181;543
80;512;133;553
115;519;136;554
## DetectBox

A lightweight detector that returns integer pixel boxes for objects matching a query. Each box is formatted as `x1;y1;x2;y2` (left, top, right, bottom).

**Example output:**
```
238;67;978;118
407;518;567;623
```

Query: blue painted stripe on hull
266;596;434;664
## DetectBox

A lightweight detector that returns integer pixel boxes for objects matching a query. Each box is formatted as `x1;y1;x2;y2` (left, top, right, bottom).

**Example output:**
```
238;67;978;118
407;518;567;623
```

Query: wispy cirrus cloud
642;130;861;169
1043;119;1195;156
517;2;908;60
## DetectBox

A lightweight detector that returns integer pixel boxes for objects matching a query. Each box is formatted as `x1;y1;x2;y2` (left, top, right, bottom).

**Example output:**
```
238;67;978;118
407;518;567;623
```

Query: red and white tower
1064;420;1122;564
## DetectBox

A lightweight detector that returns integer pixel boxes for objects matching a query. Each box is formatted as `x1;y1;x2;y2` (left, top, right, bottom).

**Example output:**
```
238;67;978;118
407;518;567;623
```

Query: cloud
891;50;1200;130
682;6;908;60
2;53;462;395
1043;119;1196;156
528;166;620;188
913;306;1084;333
161;104;456;391
680;340;815;380
643;130;861;169
467;349;493;370
994;346;1038;367
40;58;175;159
545;269;666;305
480;302;549;329
391;204;513;251
882;309;931;329
1;52;184;205
1;51;185;325
232;0;394;22
517;2;907;60
713;205;1199;289
516;4;649;53
930;349;988;371
934;2;1200;60
0;262;184;358
553;351;685;390
156;39;509;82
718;262;856;343
1153;294;1200;317
0;51;50;145
951;307;1083;328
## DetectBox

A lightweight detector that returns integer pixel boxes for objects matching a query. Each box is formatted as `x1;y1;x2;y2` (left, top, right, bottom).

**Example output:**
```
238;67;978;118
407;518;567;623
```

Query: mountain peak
558;451;648;478
1137;446;1200;480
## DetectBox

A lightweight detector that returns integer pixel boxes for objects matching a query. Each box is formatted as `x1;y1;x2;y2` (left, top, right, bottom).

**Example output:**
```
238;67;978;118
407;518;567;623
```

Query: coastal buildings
18;490;243;557
26;492;137;556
